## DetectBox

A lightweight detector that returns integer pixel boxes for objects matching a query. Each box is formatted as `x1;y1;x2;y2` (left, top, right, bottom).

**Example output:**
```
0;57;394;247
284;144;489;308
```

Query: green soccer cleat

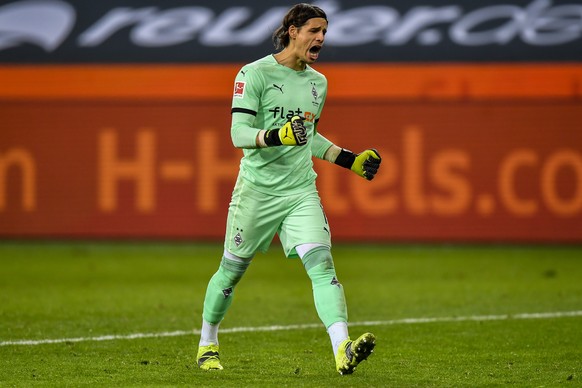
335;332;376;375
197;344;223;371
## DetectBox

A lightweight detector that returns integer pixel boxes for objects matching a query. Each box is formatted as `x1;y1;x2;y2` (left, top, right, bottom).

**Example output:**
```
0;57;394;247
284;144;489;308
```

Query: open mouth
309;45;322;54
308;45;322;60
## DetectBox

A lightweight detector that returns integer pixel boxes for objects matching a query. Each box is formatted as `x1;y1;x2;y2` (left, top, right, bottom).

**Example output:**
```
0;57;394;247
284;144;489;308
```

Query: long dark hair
272;3;327;50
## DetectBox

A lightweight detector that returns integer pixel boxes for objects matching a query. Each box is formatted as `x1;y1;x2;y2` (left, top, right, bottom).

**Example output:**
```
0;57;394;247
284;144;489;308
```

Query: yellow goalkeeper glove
335;148;382;180
264;116;307;146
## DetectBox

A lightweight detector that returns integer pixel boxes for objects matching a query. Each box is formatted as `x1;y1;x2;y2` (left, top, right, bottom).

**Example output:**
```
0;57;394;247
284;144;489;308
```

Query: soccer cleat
335;332;376;375
197;344;224;371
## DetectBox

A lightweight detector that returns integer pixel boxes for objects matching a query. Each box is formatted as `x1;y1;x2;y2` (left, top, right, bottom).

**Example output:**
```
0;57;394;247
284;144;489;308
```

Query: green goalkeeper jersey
230;54;333;196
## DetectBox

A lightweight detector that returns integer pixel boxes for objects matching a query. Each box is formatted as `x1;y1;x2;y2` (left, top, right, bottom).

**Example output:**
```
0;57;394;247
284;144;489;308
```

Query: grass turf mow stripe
2;310;581;347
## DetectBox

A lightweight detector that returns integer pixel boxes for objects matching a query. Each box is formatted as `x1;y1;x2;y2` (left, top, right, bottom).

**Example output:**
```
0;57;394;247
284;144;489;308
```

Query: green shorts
224;179;331;259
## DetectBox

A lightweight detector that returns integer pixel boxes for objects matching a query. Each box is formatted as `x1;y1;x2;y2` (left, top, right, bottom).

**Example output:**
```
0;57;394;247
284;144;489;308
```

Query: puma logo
283;128;293;140
273;84;284;94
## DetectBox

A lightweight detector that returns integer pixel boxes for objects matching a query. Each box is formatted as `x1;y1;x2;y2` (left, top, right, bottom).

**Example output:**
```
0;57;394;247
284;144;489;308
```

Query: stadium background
1;0;581;243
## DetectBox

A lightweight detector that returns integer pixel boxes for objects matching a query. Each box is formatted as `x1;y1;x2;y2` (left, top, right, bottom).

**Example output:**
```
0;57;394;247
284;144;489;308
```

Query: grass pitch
1;242;581;387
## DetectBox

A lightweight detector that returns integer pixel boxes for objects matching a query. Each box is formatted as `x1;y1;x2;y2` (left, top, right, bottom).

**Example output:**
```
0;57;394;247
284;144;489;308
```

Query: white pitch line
2;310;581;347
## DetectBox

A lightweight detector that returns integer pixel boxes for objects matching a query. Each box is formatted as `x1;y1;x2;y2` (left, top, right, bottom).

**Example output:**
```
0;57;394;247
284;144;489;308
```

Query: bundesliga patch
234;81;246;98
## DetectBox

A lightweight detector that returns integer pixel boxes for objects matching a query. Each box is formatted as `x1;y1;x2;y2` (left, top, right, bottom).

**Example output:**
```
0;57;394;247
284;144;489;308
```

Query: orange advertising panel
2;64;582;100
1;100;581;242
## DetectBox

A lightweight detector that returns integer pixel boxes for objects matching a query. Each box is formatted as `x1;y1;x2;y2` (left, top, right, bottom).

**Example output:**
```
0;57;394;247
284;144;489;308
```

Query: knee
302;247;336;283
217;251;252;286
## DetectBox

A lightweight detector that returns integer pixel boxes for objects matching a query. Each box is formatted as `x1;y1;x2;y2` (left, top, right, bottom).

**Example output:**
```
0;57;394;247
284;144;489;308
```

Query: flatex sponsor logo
1;0;581;62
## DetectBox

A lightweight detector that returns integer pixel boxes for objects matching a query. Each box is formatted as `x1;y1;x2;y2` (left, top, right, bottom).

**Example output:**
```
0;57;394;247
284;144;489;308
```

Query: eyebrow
310;26;327;33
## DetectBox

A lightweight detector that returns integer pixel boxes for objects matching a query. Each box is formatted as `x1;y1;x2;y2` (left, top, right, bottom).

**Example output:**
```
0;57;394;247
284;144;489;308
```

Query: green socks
202;255;251;324
302;247;348;328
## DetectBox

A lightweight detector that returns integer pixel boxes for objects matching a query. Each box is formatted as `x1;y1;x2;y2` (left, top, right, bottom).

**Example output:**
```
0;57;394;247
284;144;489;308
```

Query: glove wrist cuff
264;129;282;147
335;149;356;169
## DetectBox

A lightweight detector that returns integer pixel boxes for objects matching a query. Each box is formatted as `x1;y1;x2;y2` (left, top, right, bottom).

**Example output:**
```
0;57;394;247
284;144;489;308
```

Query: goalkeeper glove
263;116;307;146
335;148;382;180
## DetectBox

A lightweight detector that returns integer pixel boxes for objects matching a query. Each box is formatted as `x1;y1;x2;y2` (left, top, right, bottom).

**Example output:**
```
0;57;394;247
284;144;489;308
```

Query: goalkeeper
196;3;381;376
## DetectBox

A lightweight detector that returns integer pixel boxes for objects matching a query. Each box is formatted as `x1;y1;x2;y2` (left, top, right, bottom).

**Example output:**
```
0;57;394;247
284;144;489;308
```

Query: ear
289;25;298;39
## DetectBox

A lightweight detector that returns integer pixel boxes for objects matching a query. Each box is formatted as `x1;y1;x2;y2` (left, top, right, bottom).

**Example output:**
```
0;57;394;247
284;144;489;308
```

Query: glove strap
335;149;356;169
264;129;282;146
